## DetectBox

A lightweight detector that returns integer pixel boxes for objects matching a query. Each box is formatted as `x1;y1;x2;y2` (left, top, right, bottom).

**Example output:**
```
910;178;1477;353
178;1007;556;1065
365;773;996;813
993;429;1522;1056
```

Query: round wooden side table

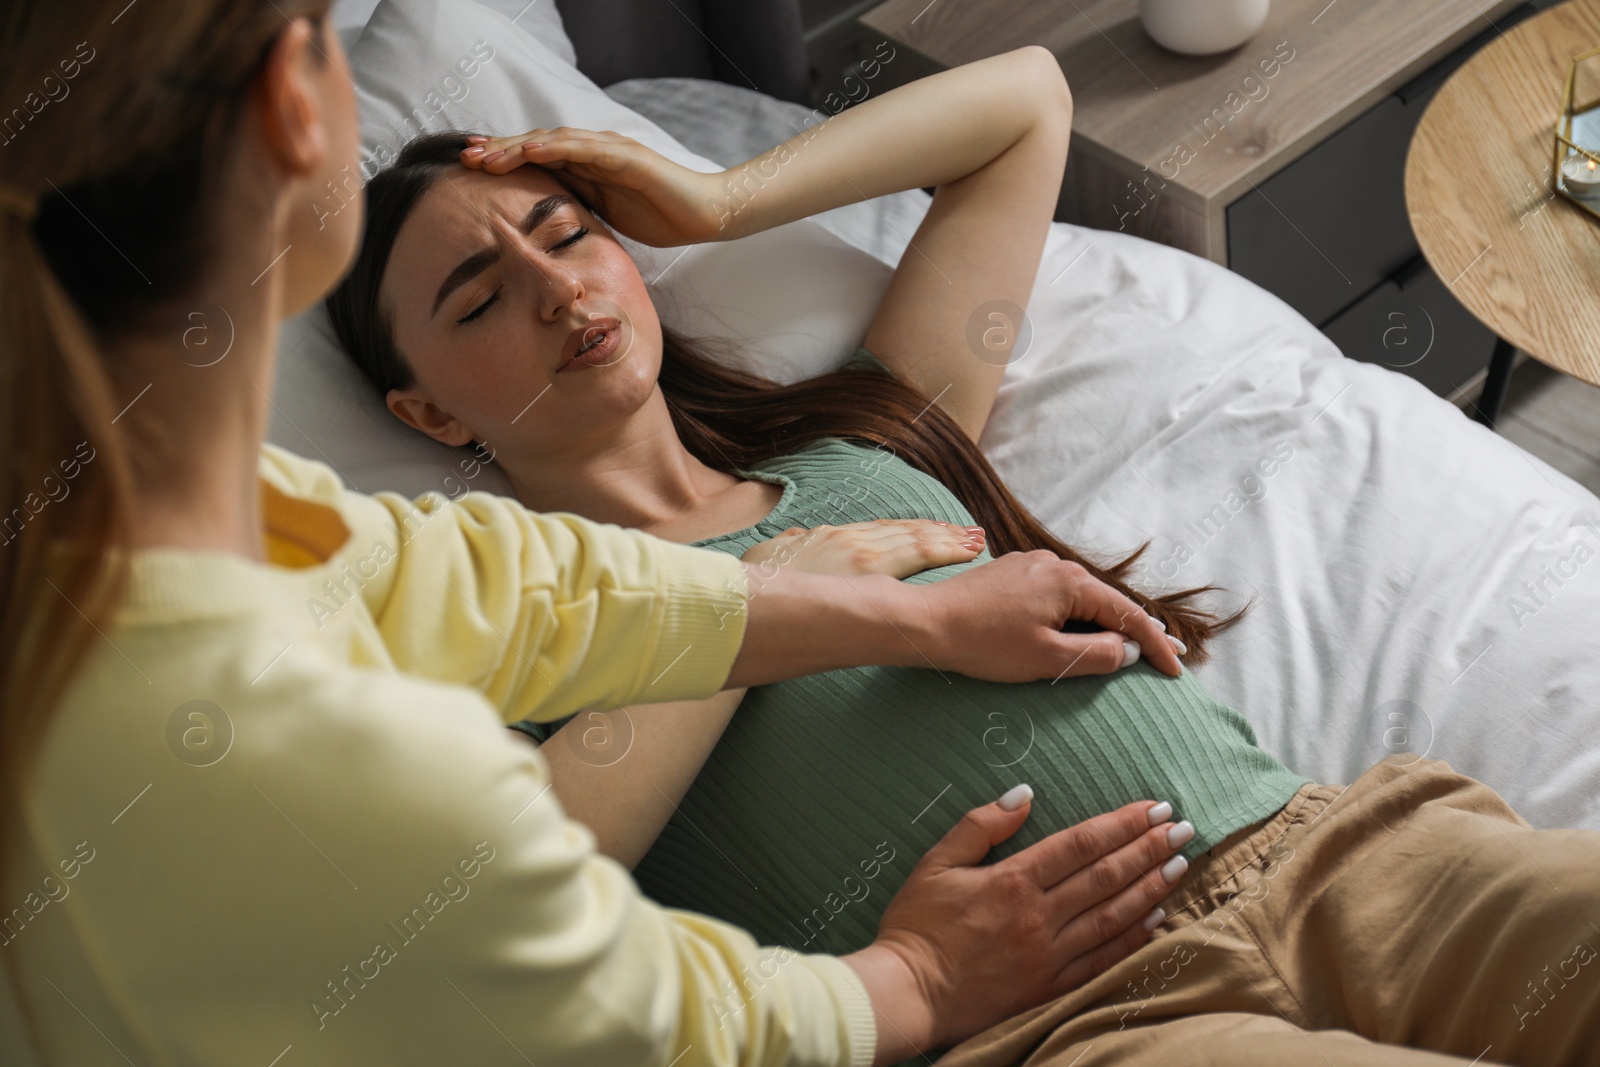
1406;0;1600;428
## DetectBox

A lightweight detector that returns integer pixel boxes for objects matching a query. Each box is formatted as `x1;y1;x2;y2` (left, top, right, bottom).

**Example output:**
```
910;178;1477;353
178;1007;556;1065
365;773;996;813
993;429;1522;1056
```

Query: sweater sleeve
291;673;880;1067
14;624;878;1067
257;444;750;724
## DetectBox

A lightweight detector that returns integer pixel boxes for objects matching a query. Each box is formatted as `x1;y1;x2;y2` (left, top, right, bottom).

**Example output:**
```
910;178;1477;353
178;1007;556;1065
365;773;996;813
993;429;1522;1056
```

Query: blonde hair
0;0;330;1056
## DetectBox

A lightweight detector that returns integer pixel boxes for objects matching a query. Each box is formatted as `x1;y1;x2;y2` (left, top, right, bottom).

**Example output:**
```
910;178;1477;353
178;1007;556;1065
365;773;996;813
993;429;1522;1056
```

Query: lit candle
1561;152;1600;197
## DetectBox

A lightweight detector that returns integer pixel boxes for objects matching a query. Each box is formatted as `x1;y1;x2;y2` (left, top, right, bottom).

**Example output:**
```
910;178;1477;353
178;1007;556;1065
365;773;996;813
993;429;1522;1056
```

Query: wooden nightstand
858;0;1548;405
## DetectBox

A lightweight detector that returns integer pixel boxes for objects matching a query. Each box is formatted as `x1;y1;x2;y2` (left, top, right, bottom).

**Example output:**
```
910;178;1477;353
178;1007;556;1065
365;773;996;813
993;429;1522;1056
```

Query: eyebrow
430;194;577;320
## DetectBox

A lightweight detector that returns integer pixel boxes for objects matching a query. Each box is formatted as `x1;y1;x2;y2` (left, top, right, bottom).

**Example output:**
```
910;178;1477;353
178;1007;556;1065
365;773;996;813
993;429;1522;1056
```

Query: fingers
1048;829;1189;989
460;131;527;169
852;519;981;540
802;519;983;548
865;522;985;578
843;543;947;579
460;128;633;175
501;137;611;174
1051;913;1154;996
1045;630;1145;679
860;520;982;542
1005;798;1169;889
462;128;565;161
460;143;530;174
991;798;1191;999
920;785;1035;870
478;140;575;175
764;520;985;578
1059;566;1182;678
1043;818;1187;922
875;538;982;578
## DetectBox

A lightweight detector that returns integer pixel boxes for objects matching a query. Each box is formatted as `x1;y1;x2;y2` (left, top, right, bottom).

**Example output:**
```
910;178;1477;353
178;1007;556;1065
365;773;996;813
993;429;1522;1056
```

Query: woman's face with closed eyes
379;165;663;456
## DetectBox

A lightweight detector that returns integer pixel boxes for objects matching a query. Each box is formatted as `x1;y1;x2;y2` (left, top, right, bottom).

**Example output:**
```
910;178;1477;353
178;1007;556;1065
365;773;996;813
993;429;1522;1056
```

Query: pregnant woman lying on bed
326;48;1600;1067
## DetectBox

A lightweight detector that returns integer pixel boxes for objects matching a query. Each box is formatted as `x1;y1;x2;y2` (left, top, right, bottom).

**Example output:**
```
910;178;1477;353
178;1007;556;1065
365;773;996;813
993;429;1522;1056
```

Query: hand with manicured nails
741;519;987;579
914;550;1185;681
724;550;1183;690
844;793;1193;1065
459;128;726;247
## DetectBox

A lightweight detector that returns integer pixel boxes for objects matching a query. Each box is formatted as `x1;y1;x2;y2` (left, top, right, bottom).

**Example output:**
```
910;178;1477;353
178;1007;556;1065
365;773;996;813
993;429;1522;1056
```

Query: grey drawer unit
1229;89;1424;327
1321;259;1502;398
1227;2;1543;397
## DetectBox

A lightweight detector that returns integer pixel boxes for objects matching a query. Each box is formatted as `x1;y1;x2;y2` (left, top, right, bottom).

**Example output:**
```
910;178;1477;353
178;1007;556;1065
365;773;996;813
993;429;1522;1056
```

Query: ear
253;16;332;182
387;387;477;448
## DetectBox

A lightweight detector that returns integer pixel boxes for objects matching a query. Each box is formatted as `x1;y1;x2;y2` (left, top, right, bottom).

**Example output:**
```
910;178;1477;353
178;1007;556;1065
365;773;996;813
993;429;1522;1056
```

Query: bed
290;0;1600;834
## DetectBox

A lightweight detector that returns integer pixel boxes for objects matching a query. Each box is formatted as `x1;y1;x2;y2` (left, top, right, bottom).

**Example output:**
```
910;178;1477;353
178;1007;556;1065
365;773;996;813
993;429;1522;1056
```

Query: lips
558;316;622;372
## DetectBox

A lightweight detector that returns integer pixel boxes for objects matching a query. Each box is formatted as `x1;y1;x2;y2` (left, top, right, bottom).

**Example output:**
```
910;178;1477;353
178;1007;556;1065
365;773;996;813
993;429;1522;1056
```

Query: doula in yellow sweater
0;443;875;1067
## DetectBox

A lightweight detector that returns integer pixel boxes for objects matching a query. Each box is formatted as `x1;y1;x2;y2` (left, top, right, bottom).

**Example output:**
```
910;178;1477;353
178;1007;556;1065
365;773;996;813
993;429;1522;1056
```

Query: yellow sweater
1;443;875;1067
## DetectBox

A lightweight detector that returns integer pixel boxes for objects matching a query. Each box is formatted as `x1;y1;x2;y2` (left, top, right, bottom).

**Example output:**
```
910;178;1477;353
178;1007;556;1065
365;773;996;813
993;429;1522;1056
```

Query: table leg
1474;338;1516;429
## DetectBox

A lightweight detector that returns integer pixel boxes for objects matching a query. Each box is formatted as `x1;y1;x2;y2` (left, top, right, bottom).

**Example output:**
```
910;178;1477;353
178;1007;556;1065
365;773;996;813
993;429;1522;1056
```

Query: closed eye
455;227;591;326
554;226;590;250
457;290;498;325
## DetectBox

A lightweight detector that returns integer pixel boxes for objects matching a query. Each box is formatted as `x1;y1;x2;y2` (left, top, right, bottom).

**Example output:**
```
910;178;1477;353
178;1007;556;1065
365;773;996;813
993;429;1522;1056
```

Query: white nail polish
1148;613;1167;631
1167;634;1188;656
1142;907;1166;932
1121;639;1140;668
1166;820;1195;849
1146;801;1173;826
1160;854;1189;884
998;783;1033;811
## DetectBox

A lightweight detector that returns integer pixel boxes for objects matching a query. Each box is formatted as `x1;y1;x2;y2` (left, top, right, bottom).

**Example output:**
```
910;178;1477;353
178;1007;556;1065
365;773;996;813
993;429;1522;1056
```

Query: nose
484;207;586;322
534;256;584;323
492;230;588;327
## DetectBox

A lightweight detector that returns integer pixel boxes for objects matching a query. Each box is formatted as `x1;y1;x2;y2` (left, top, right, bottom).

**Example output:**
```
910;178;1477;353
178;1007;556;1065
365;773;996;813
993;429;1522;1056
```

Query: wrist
706;165;759;242
843;574;936;670
726;569;922;687
705;131;815;243
841;942;939;1064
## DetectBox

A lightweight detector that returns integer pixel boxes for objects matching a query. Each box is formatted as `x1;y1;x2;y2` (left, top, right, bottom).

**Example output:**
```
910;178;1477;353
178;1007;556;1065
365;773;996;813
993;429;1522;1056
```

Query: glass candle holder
1552;45;1600;218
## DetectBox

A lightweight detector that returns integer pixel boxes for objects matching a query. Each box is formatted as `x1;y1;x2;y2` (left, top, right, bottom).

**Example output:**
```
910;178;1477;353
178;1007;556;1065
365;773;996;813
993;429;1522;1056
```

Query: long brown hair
326;130;1249;663
0;0;331;1055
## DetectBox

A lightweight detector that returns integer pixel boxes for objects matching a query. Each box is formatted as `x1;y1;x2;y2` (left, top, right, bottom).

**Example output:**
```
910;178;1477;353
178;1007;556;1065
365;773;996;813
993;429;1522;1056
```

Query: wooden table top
1407;0;1600;387
861;0;1518;209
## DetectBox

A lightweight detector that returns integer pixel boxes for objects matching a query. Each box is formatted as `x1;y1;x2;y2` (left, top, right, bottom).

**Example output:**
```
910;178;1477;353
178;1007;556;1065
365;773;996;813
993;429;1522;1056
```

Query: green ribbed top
517;350;1309;958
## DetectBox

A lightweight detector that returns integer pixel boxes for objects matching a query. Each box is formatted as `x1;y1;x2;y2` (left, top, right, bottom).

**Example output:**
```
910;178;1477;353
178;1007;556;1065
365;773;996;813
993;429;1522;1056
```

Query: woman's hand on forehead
457;128;727;248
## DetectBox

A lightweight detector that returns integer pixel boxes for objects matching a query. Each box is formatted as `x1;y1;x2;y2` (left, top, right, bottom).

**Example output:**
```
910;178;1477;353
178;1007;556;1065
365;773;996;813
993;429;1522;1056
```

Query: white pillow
330;0;578;66
272;0;895;500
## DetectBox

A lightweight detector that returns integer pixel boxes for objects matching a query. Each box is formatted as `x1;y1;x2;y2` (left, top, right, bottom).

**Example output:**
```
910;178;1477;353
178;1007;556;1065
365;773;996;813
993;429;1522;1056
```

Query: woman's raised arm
459;47;1073;440
853;50;1072;441
720;46;1073;441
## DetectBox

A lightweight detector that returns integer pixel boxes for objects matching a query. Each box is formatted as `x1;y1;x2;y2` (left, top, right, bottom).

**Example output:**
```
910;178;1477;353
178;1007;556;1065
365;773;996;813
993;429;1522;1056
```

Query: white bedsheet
608;76;1600;833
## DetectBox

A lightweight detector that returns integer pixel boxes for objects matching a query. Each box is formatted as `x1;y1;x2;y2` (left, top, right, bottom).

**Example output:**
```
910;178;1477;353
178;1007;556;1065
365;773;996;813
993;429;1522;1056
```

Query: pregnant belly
631;660;1306;957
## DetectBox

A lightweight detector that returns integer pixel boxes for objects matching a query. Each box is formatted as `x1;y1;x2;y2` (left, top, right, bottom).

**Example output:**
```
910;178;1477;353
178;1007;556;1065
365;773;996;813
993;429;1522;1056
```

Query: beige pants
939;756;1600;1067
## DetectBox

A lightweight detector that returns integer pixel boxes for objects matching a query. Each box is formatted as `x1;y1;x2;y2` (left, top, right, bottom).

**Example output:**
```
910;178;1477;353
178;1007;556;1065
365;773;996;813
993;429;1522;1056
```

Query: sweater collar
110;474;354;625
